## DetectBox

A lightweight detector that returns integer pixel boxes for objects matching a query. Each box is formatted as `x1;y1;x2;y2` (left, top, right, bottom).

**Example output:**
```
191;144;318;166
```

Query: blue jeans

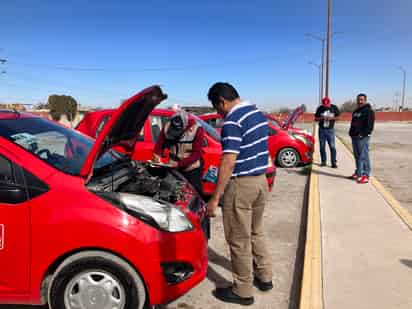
352;136;371;177
319;128;337;164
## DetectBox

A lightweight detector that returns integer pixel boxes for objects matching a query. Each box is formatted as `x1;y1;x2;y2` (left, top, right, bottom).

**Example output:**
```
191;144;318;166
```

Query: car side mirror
0;184;27;204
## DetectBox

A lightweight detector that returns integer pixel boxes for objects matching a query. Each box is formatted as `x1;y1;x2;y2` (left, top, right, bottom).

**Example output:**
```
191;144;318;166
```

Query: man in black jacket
349;93;375;184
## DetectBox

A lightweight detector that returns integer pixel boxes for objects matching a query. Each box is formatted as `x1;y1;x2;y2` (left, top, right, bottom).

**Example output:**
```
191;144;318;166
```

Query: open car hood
80;85;167;178
283;104;305;129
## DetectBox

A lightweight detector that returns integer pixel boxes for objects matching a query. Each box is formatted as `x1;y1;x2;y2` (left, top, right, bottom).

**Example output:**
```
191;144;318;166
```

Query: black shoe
213;287;254;306
320;162;327;167
254;277;274;292
331;163;338;168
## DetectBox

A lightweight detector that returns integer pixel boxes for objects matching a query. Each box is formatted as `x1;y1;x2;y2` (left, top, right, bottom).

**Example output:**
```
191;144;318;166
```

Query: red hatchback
200;108;314;168
0;86;207;309
77;109;276;195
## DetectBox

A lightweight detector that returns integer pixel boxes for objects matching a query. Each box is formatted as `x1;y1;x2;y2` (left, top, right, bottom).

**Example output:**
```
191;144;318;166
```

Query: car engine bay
87;161;189;203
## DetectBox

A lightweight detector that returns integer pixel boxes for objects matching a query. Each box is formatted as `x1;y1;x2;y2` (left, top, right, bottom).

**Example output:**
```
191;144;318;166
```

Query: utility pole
393;92;400;111
398;66;406;112
325;0;332;98
305;32;342;100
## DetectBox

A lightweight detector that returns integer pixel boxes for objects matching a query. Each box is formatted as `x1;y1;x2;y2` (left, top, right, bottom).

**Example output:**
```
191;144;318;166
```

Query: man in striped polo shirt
207;82;273;306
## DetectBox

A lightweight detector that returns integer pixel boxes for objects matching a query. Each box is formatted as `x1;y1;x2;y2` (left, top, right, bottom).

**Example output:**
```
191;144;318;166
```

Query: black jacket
349;104;375;137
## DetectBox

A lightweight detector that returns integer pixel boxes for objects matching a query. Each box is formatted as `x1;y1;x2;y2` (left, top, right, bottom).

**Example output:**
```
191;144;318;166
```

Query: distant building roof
0;103;26;111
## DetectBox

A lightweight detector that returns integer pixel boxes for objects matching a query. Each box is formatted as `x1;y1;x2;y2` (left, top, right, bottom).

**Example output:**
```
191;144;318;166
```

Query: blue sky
0;0;411;111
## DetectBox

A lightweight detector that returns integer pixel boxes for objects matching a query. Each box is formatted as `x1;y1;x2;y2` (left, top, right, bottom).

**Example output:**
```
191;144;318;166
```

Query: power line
8;56;280;72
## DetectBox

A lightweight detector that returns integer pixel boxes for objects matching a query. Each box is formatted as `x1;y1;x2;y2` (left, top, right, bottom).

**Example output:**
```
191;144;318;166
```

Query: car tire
48;251;146;309
277;148;300;168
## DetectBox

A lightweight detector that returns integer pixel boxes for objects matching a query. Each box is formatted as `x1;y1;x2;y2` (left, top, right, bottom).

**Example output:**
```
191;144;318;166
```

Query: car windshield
205;116;224;129
0;117;121;176
195;118;221;142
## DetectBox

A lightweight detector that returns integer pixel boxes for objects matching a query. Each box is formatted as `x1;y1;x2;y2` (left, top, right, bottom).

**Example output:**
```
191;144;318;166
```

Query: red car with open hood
200;105;314;168
0;86;208;308
77;109;276;196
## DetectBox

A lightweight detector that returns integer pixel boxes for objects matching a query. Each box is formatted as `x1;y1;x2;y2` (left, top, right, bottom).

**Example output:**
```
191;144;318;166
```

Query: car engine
87;161;188;203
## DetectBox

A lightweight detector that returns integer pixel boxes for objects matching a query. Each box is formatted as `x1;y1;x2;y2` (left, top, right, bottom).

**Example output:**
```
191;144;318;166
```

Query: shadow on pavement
207;265;231;287
206;247;232;287
400;259;412;269
287;171;310;309
208;247;231;271
312;168;351;180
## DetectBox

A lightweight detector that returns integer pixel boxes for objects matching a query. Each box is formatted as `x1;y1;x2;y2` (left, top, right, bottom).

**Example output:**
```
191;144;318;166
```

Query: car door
0;150;31;295
200;134;221;196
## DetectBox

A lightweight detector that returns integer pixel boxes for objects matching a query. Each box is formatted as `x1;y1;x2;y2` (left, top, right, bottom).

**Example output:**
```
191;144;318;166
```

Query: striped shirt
221;101;269;177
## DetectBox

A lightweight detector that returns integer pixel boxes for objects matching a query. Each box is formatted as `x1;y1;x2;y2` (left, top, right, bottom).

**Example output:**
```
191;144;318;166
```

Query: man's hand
207;153;237;218
207;196;219;218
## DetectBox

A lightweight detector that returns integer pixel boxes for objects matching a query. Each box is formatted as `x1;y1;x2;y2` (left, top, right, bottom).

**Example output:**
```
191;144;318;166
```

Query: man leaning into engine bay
153;110;205;198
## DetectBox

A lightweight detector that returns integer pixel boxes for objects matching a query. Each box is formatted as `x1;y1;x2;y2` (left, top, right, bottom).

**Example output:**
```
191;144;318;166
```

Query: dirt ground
335;122;412;214
2;166;309;309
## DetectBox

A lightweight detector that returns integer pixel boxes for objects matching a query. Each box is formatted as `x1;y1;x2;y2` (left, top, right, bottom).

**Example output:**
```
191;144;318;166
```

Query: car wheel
277;148;300;168
48;251;146;309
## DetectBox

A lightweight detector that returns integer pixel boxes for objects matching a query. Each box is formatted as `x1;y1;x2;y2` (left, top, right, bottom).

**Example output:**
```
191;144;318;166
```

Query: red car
265;104;315;145
77;109;276;196
0;86;207;309
200;107;314;168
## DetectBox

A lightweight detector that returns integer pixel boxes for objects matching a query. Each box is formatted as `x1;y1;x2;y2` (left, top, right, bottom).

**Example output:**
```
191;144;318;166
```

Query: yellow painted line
337;136;412;231
299;124;324;309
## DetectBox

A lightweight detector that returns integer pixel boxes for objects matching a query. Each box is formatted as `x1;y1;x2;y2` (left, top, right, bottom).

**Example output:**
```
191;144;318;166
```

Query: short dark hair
207;82;240;108
357;93;367;100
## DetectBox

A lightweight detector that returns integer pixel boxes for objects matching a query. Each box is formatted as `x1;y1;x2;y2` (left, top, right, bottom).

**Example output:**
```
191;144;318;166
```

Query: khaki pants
222;174;273;298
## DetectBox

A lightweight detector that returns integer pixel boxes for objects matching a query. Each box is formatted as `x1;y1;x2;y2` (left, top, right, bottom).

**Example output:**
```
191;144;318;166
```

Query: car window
195;118;221;142
269;126;278;136
0;117;120;176
207;117;224;129
0;155;15;184
0;154;48;203
22;168;49;199
150;115;169;142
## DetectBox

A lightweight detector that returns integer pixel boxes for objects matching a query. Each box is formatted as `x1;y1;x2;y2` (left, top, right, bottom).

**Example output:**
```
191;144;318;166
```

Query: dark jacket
349;104;375;137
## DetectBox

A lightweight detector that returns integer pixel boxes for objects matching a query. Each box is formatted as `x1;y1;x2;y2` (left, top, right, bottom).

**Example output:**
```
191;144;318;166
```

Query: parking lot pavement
160;166;310;309
335;122;412;214
2;166;309;309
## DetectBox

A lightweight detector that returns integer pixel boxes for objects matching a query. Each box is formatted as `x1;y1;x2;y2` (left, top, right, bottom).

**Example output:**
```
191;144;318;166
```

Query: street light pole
398;66;407;111
325;0;332;98
305;34;325;99
309;62;322;106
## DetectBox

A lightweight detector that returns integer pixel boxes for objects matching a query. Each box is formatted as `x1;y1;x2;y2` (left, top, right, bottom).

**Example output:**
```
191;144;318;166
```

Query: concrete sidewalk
317;136;412;308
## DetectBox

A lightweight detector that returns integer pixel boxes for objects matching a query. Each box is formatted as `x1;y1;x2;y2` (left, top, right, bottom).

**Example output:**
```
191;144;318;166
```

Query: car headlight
118;193;193;232
292;133;310;145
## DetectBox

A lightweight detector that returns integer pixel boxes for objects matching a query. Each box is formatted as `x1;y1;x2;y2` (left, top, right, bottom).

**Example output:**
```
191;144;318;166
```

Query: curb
299;125;324;309
336;136;412;231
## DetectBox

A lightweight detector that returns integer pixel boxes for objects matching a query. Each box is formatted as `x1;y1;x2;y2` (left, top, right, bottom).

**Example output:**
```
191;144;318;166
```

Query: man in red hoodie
315;97;341;168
